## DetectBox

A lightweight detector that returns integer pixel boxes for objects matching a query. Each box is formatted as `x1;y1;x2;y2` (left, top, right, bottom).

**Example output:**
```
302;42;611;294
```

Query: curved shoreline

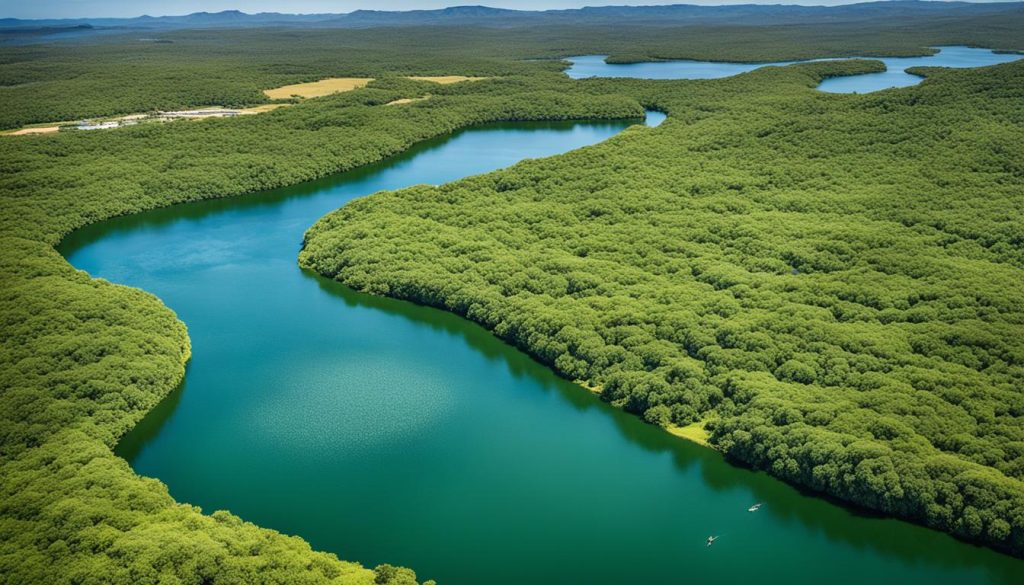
8;56;1024;585
3;77;648;583
51;110;652;582
298;59;1024;563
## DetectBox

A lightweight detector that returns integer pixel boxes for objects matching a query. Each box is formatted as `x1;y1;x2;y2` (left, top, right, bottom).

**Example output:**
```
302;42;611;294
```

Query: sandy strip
6;126;60;136
385;96;430;106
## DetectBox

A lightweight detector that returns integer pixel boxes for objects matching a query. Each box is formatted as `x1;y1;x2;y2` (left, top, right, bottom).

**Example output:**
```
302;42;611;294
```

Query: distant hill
2;2;1023;32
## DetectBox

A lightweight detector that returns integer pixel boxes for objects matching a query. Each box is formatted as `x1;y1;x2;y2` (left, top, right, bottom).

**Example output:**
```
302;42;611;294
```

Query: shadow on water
304;270;1020;581
115;374;189;463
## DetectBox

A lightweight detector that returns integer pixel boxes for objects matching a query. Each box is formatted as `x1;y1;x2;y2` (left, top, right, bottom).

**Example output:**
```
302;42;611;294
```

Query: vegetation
302;60;1024;557
2;4;1024;580
3;4;1023;129
264;77;375;99
0;73;642;584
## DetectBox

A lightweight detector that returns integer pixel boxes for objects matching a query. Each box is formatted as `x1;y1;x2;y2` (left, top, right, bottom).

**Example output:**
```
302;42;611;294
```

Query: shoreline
576;381;713;448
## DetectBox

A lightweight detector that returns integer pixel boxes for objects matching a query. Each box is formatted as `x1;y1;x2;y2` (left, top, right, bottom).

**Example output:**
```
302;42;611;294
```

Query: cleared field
407;76;486;84
4;104;292;136
263;77;374;99
5;126;60;136
263;76;485;101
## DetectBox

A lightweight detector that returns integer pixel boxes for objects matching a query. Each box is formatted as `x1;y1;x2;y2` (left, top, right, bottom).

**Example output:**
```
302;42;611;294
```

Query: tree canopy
302;60;1024;557
0;66;647;584
1;16;1023;583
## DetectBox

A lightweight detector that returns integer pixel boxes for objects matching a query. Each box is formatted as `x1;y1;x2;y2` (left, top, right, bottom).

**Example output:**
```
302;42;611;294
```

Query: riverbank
300;60;1024;560
577;381;713;447
1;71;648;584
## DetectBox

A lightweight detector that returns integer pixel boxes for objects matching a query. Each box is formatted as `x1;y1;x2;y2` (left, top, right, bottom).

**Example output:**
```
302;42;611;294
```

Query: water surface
60;112;1022;585
565;46;1023;92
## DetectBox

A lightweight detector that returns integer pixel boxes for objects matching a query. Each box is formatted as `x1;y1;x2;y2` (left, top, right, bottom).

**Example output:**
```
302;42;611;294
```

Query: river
565;46;1023;92
59;110;1022;584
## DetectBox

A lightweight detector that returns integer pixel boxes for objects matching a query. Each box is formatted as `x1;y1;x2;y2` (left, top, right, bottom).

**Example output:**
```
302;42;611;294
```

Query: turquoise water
565;46;1023;92
818;46;1024;92
566;54;805;79
59;111;1022;585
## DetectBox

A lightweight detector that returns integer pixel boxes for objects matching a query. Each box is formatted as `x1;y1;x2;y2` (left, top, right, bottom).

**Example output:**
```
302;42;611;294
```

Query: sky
3;0;1013;19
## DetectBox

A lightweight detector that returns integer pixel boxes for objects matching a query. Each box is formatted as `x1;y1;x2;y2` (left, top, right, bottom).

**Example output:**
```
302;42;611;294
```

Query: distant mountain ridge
3;2;1023;31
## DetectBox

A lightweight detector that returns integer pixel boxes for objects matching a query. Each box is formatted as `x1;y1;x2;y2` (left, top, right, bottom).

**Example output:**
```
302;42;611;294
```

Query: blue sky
9;1;1001;20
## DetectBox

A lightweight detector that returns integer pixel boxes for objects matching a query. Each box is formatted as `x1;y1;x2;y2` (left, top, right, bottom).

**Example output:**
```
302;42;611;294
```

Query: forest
301;61;1024;556
3;2;1024;128
0;70;645;584
1;4;1023;583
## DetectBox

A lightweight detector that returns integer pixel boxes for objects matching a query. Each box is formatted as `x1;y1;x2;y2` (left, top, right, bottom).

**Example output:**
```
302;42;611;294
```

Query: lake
565;46;1023;92
59;111;1022;584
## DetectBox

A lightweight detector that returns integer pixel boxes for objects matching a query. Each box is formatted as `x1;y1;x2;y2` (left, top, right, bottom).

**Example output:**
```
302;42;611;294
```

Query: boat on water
706;535;719;547
748;503;763;512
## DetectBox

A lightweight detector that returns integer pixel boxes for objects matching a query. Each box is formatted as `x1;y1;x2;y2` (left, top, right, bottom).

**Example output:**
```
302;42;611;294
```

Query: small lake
59;112;1023;585
566;46;1023;92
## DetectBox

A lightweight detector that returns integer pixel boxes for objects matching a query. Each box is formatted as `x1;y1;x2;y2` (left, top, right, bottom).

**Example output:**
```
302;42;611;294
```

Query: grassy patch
407;76;488;84
263;77;374;99
668;423;711;447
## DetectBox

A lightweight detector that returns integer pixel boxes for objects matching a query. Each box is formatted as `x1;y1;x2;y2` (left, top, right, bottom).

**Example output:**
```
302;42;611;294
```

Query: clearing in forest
406;76;487;84
264;76;486;100
4;126;60;136
263;77;375;99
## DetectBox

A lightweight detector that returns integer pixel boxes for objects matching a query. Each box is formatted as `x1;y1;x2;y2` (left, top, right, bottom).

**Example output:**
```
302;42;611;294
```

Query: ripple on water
249;353;456;455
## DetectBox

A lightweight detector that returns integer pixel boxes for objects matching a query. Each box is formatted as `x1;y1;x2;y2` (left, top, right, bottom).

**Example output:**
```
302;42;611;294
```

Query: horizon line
4;1;1020;23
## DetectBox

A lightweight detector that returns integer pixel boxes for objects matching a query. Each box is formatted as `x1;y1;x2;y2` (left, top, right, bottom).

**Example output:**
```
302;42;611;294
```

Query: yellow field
263;76;486;101
263;77;374;99
407;76;486;84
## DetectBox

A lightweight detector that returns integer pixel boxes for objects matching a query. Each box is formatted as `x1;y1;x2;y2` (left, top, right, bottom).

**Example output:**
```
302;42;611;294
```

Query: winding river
60;98;1023;582
566;46;1023;92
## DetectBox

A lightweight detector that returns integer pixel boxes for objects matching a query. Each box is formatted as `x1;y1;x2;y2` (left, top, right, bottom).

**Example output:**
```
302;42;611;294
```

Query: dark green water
60;113;1022;585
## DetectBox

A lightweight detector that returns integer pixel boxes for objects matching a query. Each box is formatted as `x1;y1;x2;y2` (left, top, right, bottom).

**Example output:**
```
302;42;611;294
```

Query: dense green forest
302;61;1024;556
0;71;646;584
2;2;1023;129
2;5;1024;582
